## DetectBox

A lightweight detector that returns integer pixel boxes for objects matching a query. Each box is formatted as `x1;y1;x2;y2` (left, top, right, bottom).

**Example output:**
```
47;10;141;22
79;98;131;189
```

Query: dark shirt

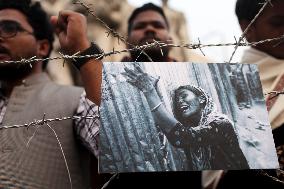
167;117;249;170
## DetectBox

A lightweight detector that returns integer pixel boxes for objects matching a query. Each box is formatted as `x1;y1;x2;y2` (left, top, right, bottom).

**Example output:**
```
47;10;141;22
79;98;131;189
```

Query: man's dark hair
235;0;269;21
0;0;54;69
127;3;169;34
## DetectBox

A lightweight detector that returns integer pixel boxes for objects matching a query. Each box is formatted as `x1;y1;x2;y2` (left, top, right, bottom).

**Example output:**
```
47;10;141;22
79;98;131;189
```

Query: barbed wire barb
197;38;205;56
153;40;164;57
273;34;284;47
74;0;128;45
265;90;284;99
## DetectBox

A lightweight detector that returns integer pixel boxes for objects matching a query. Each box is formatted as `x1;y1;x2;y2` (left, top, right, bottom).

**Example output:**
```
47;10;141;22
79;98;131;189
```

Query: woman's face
176;89;202;119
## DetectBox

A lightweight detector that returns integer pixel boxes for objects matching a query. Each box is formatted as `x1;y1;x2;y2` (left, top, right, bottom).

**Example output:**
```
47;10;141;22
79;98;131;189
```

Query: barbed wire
1;34;284;66
0;89;281;131
73;0;127;45
46;122;73;189
0;37;283;99
265;91;284;99
0;115;99;130
101;173;119;189
260;170;284;184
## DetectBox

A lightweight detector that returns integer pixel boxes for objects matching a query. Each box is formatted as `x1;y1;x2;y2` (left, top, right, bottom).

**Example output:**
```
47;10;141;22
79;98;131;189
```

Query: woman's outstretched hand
123;64;159;93
123;64;178;133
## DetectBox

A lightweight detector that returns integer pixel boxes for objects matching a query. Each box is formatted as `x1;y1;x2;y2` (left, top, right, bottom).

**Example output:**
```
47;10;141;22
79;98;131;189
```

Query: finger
55;10;89;54
50;16;62;35
121;71;136;80
58;10;77;18
58;10;86;28
154;76;160;86
134;63;144;73
126;79;139;88
124;67;139;78
131;66;141;75
50;16;58;26
57;11;68;31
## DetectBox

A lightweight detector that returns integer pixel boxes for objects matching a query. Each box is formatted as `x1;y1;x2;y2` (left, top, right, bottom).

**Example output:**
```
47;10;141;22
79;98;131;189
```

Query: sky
128;0;246;62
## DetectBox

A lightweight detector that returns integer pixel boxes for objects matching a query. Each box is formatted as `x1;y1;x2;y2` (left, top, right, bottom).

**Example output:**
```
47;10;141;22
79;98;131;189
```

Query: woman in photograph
123;64;249;170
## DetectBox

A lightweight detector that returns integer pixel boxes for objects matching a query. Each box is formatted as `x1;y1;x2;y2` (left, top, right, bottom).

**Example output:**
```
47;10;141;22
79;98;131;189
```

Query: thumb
50;16;58;26
50;16;61;35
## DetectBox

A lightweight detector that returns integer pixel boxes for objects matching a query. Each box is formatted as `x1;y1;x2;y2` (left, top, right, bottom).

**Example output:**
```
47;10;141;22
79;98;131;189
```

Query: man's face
244;1;284;59
0;9;38;79
176;89;202;119
127;10;171;58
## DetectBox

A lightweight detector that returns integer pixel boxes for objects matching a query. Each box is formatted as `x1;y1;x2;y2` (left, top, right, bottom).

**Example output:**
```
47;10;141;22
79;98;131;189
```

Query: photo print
99;62;279;173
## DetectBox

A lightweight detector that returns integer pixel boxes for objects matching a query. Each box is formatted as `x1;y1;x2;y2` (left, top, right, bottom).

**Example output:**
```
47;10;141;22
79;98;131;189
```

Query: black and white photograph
99;62;279;173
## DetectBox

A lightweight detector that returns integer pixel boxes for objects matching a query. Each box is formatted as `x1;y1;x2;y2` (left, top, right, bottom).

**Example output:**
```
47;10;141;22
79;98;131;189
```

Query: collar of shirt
0;73;50;122
0;73;50;96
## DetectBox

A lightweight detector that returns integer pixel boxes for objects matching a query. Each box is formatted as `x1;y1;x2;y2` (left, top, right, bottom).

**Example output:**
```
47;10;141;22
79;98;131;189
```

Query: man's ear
239;20;256;42
37;39;51;58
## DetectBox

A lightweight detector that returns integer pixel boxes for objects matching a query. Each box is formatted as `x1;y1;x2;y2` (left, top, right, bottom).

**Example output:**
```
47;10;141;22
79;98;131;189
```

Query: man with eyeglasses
0;0;102;188
0;20;33;37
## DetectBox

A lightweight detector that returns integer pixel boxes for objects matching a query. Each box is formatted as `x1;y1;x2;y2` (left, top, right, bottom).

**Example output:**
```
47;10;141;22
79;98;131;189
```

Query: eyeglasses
0;20;34;39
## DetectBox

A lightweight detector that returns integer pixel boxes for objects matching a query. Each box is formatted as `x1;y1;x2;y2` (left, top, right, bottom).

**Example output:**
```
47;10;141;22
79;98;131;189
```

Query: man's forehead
0;9;32;30
0;9;28;22
132;10;167;24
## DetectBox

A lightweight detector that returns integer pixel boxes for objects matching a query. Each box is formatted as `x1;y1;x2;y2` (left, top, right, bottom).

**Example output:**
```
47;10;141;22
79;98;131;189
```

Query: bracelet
151;102;163;112
72;42;104;70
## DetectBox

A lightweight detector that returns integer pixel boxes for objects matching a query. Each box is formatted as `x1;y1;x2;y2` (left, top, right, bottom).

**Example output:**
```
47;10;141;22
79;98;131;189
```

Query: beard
0;63;34;80
129;45;170;62
129;33;171;62
0;45;35;81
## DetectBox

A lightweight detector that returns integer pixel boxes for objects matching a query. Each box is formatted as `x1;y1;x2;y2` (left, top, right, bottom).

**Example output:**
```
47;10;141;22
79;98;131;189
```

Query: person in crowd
204;0;284;188
80;3;202;189
0;0;102;188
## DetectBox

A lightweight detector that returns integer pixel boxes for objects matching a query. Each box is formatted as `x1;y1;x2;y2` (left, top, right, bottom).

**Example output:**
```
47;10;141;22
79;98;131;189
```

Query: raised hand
123;64;159;93
51;10;102;105
50;10;90;55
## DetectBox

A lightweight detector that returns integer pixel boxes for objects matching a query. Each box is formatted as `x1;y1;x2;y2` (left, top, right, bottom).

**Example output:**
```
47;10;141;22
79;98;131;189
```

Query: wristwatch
72;42;104;70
